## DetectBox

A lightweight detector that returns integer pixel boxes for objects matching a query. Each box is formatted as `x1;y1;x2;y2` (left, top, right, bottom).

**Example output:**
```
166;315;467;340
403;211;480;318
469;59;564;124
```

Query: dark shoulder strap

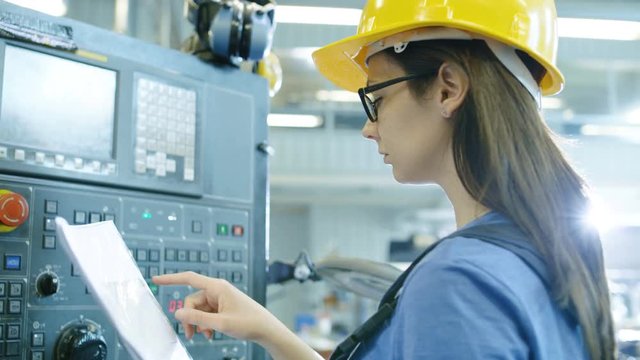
330;220;550;360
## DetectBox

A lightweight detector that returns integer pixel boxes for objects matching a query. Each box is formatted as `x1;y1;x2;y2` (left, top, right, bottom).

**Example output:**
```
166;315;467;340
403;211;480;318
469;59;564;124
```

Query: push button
0;281;5;296
165;249;176;261
232;225;244;237
192;220;202;234
199;251;209;263
89;212;102;223
217;270;227;280
8;299;22;314
9;282;23;297
149;250;160;262
149;266;160;277
44;200;58;214
216;223;228;236
0;323;3;338
0;299;5;314
138;266;148;278
32;332;45;346
0;191;29;228
4;255;21;270
136;249;148;262
103;213;116;222
31;350;45;360
232;250;243;263
177;250;187;262
6;341;20;356
188;250;198;262
217;249;228;262
44;217;56;231
7;324;20;339
43;235;56;249
231;271;243;284
73;211;86;224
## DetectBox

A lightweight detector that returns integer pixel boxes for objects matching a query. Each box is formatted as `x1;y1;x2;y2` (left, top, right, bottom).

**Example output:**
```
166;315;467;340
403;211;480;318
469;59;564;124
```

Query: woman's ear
435;62;469;117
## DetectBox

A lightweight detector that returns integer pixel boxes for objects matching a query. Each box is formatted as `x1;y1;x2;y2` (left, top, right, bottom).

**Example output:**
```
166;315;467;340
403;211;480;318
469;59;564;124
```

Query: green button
216;224;229;236
147;282;159;295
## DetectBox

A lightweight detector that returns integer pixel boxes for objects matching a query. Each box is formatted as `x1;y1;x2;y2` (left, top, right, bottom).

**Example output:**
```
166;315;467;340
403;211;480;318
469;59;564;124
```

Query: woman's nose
361;119;379;141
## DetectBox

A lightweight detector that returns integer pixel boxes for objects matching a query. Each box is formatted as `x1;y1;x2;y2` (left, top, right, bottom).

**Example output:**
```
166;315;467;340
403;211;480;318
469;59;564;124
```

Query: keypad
134;78;197;181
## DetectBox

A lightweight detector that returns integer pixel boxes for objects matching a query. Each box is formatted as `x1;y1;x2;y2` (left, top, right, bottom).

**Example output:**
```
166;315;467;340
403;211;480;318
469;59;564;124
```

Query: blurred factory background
10;0;640;355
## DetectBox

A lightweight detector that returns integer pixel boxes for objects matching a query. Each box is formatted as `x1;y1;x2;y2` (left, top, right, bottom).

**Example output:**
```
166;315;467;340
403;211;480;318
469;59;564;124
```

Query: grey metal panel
0;1;270;359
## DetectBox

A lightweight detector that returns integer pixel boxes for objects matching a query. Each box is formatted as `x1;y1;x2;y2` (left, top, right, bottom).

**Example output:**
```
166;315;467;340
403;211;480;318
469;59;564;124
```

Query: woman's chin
392;168;432;185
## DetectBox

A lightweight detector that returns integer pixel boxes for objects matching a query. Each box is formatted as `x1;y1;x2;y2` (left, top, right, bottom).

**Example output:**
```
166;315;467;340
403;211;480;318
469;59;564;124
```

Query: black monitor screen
0;45;117;160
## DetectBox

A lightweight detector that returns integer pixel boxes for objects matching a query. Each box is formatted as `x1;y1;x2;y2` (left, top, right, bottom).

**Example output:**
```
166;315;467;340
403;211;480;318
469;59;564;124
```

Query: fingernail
174;308;184;320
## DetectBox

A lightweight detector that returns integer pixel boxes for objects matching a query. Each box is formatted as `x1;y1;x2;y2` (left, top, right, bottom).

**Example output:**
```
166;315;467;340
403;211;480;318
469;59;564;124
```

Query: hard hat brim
312;22;564;96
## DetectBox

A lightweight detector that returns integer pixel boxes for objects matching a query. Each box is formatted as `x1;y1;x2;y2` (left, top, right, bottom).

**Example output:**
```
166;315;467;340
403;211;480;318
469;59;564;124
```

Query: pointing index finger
152;271;214;290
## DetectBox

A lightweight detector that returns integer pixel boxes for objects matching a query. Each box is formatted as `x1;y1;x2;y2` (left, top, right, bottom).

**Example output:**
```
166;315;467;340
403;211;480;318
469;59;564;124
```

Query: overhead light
275;6;361;26
627;107;640;124
558;18;640;41
267;114;323;128
316;90;360;103
5;0;67;16
541;97;564;110
275;6;640;42
581;124;640;139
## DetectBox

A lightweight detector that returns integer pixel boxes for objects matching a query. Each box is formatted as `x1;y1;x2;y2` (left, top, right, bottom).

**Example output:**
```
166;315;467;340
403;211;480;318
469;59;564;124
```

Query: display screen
0;45;117;159
167;299;184;313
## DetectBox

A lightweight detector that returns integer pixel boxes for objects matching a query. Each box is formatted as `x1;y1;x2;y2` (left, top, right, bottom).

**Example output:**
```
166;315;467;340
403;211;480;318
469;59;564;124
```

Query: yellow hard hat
312;0;564;96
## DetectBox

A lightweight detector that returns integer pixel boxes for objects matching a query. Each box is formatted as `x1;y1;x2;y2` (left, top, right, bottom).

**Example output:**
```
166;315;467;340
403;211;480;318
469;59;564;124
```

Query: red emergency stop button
0;191;29;229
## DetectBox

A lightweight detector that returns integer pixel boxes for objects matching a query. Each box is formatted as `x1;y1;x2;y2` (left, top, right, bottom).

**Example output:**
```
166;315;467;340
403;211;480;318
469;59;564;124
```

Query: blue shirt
353;212;587;359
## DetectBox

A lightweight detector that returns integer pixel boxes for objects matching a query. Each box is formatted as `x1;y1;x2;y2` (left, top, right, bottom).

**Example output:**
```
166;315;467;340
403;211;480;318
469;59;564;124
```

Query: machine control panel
0;2;269;359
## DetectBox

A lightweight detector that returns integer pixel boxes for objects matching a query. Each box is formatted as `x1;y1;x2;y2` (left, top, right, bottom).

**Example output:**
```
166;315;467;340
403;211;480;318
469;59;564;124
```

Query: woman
153;0;616;359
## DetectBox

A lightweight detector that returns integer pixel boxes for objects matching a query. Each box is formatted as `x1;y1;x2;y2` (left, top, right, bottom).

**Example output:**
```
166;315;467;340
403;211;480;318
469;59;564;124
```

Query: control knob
36;271;60;297
0;190;29;232
55;321;108;360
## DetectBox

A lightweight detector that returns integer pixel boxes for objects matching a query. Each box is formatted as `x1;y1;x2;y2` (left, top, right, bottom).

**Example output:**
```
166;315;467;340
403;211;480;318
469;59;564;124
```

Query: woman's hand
152;271;278;343
153;271;324;360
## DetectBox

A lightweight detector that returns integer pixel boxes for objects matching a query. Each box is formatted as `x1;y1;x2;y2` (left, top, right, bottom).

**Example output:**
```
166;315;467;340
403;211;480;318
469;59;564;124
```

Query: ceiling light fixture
316;90;360;103
267;113;324;128
5;0;67;16
627;107;640;124
275;7;640;42
541;97;564;110
275;6;361;26
581;124;640;139
558;18;640;41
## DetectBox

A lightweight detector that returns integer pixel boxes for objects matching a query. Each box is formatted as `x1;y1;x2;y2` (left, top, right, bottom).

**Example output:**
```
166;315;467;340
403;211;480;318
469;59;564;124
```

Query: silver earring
441;109;449;118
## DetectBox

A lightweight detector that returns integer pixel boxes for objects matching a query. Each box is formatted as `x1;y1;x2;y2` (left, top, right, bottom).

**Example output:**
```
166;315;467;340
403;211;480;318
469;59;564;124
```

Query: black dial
36;271;60;297
55;321;108;360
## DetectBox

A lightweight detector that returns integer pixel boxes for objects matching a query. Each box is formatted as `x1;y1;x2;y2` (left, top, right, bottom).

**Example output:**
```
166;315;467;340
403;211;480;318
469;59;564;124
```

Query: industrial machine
0;2;270;359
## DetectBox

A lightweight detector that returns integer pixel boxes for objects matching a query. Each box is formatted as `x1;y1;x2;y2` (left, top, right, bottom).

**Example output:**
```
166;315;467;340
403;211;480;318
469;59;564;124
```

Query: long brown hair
385;40;616;360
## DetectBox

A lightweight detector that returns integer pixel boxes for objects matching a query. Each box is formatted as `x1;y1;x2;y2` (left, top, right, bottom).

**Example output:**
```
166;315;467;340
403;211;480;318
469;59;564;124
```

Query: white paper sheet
55;217;192;360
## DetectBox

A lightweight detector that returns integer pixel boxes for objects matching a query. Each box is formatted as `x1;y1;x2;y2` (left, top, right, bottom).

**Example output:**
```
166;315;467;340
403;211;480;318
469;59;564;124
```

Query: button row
1;340;21;356
216;224;245;237
73;211;115;225
216;249;243;263
132;249;161;263
31;330;45;359
216;270;244;284
0;323;21;340
165;249;209;263
138;265;160;279
0;282;23;297
0;146;116;174
134;149;181;177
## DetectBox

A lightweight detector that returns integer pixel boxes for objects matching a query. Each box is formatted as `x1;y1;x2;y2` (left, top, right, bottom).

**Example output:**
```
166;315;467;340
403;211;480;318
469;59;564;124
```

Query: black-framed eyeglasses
358;72;436;123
